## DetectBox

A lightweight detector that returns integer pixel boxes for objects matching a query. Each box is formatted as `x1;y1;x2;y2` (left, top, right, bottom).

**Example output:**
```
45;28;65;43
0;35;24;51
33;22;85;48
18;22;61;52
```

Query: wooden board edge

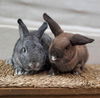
0;88;100;96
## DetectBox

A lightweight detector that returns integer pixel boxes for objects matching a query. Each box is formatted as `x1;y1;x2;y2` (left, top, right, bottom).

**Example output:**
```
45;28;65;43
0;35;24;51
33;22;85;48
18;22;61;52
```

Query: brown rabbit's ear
43;13;63;37
17;19;29;39
70;34;94;46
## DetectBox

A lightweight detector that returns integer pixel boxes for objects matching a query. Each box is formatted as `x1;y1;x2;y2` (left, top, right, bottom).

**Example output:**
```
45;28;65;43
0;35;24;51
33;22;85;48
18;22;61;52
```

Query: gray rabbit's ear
43;13;63;37
37;22;48;38
70;34;94;46
17;19;29;39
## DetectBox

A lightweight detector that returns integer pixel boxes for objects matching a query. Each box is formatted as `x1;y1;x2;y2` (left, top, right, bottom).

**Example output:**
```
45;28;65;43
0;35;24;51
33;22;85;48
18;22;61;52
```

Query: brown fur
43;13;94;75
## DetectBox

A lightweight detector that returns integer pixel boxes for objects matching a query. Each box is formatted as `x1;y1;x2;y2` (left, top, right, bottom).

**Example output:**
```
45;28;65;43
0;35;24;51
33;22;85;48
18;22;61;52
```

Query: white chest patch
51;56;56;61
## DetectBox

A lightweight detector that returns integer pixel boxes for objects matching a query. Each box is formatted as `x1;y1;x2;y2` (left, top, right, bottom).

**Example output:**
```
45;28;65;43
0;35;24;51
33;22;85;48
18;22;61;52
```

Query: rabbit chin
51;56;57;61
28;62;41;71
49;55;57;64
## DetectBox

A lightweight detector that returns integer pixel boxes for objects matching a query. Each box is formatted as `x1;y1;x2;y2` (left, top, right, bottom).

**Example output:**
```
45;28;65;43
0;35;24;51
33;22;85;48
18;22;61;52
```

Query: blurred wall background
0;0;100;64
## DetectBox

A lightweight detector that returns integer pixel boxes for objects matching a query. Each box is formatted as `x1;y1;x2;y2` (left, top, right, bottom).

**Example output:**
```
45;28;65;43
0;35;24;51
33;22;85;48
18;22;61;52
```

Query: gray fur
12;19;52;75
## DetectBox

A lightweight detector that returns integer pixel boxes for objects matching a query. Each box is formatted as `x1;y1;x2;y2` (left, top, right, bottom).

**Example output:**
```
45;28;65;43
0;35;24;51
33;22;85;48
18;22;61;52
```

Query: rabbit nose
28;62;40;70
28;63;35;69
29;63;33;67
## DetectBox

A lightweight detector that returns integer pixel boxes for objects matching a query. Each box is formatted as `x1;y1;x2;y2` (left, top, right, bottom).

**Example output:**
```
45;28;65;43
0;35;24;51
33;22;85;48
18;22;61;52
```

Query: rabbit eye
22;47;27;53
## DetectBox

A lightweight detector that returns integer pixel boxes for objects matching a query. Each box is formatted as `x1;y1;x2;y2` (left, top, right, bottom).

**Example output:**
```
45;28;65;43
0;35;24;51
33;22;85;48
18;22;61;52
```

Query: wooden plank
0;95;100;98
0;88;100;96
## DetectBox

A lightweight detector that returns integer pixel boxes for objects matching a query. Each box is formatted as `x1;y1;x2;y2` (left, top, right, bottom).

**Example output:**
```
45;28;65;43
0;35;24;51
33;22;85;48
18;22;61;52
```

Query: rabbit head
43;13;94;64
13;19;48;72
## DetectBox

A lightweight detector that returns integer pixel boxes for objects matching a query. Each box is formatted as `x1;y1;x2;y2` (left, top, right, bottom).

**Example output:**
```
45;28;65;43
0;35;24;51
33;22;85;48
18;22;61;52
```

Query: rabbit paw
72;71;81;75
14;68;28;75
72;68;82;75
72;64;82;75
48;68;60;76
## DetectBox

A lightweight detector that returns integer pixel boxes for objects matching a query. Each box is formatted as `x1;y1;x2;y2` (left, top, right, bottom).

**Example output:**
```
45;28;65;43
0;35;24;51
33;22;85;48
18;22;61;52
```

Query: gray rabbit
11;19;52;75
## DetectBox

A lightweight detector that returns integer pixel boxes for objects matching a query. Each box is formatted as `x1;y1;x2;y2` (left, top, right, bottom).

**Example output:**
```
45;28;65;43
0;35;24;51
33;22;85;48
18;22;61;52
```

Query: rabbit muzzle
28;62;41;71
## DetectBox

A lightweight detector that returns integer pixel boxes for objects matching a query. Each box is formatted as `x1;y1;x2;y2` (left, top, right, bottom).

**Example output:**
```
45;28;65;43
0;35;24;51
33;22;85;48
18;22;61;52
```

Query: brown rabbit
43;13;94;75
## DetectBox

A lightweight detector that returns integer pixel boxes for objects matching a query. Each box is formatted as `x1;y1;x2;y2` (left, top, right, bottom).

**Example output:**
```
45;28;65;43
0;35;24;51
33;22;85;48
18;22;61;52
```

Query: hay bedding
0;60;100;88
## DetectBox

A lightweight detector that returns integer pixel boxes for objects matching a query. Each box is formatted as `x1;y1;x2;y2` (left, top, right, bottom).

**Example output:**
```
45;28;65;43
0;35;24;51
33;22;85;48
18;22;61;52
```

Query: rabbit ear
37;22;48;38
43;13;63;37
70;34;94;46
17;19;29;39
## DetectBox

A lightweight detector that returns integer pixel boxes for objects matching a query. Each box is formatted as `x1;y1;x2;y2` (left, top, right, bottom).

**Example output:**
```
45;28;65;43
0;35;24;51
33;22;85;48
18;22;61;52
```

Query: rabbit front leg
14;67;29;75
6;58;28;75
48;64;60;75
72;64;82;75
48;67;55;75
